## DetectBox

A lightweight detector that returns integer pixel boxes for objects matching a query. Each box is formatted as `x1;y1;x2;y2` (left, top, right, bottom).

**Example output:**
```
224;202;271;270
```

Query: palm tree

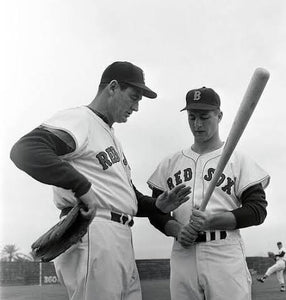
14;253;34;262
1;244;19;262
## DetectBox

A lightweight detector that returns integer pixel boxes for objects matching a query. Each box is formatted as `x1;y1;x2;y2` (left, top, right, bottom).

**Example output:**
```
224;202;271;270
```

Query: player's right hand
189;209;210;232
78;188;97;220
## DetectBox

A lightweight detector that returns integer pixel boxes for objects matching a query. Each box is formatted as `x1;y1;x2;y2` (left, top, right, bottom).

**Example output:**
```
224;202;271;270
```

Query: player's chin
194;133;208;142
194;135;206;142
117;117;128;123
120;115;131;123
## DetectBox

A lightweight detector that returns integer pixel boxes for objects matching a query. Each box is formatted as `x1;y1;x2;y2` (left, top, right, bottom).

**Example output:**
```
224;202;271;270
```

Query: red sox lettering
96;146;128;170
204;168;235;195
167;167;235;195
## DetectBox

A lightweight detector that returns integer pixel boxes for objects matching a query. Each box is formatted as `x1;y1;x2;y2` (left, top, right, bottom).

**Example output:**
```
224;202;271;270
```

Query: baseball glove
31;202;92;262
267;251;276;260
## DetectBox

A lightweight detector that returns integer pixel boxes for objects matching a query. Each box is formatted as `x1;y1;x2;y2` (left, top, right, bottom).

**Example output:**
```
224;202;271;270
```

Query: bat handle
199;176;218;211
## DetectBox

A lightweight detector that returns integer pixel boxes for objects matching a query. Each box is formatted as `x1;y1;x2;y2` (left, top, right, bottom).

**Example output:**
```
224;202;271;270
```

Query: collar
87;106;110;126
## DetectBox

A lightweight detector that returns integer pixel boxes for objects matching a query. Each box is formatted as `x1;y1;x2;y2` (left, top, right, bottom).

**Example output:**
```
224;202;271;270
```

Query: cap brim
180;103;219;111
126;82;157;99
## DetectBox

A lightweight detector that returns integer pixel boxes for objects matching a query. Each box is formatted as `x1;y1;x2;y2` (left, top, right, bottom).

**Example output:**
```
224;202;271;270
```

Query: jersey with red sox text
42;106;138;215
148;146;270;225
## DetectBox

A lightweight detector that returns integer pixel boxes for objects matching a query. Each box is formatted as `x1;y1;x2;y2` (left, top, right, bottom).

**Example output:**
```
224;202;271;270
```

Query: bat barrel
199;68;270;211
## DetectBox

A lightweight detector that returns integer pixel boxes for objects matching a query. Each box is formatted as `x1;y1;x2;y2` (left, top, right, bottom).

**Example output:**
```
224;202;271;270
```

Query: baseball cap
181;87;220;111
100;61;157;99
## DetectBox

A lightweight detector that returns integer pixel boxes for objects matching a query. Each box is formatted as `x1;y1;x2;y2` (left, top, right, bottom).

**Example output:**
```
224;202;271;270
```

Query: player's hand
78;188;97;220
155;184;191;213
189;209;211;231
177;223;198;248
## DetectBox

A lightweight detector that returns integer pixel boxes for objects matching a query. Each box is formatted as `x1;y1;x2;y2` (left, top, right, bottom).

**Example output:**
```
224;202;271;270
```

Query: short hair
277;241;282;245
97;81;130;94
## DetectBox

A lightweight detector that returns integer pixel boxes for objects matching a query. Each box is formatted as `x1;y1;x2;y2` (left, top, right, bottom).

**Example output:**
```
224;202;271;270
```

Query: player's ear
218;110;223;122
107;80;120;96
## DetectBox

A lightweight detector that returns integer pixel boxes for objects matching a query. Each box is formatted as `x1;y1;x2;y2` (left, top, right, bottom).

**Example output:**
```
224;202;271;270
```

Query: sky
1;0;286;259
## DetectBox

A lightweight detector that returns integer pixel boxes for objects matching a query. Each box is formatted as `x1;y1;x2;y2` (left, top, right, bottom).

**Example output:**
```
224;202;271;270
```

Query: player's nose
194;118;202;128
131;101;139;112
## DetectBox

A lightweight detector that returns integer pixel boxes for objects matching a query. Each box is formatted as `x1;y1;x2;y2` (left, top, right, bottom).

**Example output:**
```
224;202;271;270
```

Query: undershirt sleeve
276;251;285;258
148;187;175;234
133;184;170;218
231;183;268;228
10;127;91;197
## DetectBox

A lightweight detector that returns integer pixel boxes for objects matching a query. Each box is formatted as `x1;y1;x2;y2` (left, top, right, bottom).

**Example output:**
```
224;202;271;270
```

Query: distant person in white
257;241;286;292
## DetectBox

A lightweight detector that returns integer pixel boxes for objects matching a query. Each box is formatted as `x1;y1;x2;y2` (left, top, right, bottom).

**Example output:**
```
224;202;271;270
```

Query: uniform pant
265;260;285;285
170;230;251;300
54;218;141;300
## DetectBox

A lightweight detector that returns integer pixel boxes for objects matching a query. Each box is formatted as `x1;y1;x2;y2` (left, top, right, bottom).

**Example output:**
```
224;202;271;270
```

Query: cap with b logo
180;87;220;111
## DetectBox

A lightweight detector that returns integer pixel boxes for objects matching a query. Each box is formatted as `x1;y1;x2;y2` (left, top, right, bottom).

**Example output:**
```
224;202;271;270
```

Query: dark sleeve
276;251;285;258
133;184;164;217
10;127;91;197
231;183;267;229
147;187;176;234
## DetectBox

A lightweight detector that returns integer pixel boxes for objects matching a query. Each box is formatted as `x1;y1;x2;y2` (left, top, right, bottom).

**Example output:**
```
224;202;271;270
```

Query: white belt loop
127;214;132;223
120;214;124;223
206;231;211;242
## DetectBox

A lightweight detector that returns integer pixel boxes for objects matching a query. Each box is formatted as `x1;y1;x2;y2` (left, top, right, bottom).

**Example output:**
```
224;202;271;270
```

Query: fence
0;262;57;286
0;257;281;286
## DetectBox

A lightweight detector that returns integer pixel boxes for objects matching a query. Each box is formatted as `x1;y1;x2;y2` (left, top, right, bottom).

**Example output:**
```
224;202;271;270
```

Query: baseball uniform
264;246;286;286
10;106;167;300
41;106;140;300
148;145;270;300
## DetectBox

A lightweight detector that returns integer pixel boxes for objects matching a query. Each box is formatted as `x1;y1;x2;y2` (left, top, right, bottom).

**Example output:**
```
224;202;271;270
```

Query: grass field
0;275;285;300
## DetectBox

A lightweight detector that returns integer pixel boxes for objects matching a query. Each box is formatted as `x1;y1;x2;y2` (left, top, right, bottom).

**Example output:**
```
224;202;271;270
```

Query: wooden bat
199;67;270;211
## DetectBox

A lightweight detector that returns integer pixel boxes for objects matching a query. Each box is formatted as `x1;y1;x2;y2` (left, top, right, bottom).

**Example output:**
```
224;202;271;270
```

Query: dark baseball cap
181;87;220;111
100;61;157;99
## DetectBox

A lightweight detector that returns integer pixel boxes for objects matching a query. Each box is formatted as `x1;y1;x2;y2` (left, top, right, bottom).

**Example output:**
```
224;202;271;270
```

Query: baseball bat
199;67;270;211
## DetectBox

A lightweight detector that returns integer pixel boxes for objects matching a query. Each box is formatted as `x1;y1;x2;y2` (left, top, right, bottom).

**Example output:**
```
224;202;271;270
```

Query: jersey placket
107;129;137;208
193;155;205;209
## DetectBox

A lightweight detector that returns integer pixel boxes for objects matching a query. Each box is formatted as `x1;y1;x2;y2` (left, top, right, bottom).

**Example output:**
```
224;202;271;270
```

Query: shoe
280;286;285;292
257;277;265;283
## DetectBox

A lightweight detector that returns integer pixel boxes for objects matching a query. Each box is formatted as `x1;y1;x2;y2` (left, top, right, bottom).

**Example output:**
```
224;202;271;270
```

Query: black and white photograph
1;1;286;299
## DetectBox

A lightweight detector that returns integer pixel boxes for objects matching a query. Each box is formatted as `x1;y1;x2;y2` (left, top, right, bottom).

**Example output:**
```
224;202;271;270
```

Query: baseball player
10;61;191;300
257;241;286;292
147;87;270;300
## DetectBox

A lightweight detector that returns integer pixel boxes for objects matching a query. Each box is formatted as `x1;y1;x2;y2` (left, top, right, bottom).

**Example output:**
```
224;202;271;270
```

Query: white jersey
277;247;286;261
42;106;138;215
148;146;270;225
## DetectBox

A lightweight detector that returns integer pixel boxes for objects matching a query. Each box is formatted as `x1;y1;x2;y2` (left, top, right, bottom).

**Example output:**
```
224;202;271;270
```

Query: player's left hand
177;223;198;248
155;184;191;213
189;209;211;231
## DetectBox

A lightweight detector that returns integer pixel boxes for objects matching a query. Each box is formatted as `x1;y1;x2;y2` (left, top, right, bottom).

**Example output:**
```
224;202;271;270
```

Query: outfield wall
0;257;281;286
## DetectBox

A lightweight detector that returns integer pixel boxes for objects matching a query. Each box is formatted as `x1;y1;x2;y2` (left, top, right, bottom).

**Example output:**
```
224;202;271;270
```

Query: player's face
187;109;222;143
112;86;143;123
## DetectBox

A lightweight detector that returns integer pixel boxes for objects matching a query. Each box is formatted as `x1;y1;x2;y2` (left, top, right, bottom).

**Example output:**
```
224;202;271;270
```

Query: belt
110;211;134;227
195;231;227;243
61;207;134;227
